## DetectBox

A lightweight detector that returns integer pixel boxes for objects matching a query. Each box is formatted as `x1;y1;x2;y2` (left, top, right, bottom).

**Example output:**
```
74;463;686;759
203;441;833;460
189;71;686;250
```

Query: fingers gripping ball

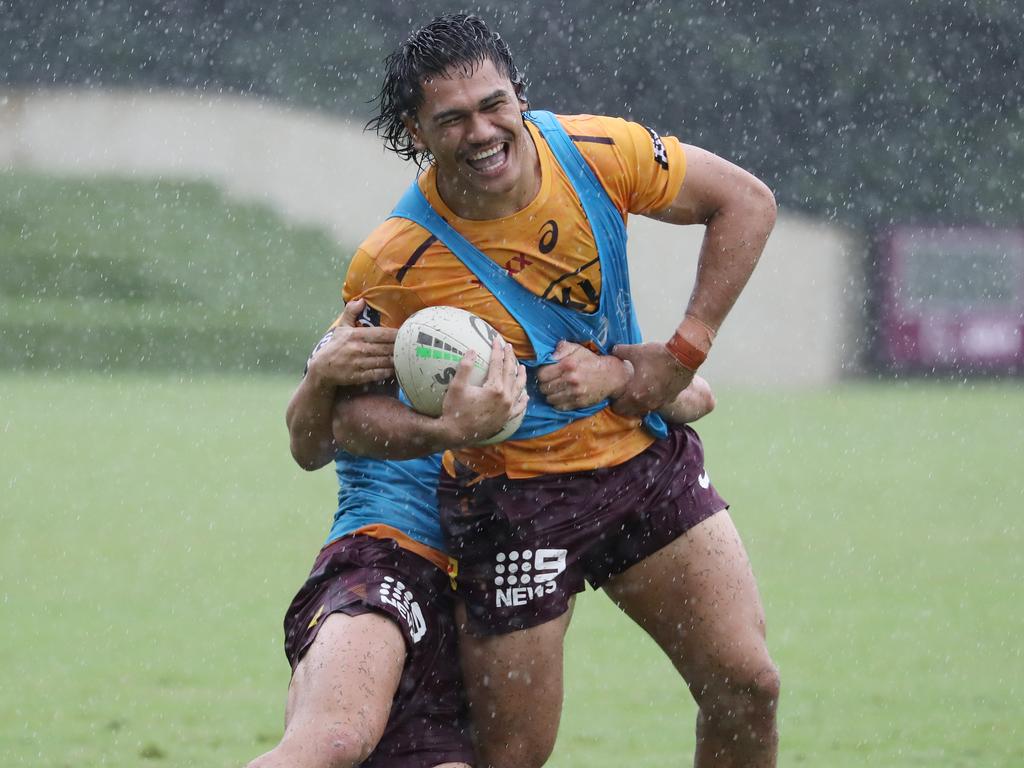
393;306;525;444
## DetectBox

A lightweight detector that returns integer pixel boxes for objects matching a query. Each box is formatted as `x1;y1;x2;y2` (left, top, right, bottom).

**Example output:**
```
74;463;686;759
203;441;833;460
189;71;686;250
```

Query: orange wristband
664;315;716;371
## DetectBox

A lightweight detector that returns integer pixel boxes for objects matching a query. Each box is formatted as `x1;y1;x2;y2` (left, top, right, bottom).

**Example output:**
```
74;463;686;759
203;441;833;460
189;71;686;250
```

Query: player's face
405;58;535;218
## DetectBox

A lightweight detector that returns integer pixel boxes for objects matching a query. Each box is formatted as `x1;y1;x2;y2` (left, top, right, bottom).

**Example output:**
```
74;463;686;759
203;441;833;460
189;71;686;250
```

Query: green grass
1;375;1022;766
0;172;351;373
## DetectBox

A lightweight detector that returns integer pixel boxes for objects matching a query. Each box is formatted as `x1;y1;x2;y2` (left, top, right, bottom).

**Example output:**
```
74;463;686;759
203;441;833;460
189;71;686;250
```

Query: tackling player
246;299;525;768
250;301;717;768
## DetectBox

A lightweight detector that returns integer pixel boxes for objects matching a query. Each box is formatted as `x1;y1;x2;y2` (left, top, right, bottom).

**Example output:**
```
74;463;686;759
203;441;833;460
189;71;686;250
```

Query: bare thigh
456;599;574;768
270;612;406;768
602;509;772;697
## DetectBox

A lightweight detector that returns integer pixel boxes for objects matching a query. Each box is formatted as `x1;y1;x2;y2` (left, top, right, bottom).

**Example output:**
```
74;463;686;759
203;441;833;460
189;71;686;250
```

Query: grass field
2;373;1022;766
0;172;350;373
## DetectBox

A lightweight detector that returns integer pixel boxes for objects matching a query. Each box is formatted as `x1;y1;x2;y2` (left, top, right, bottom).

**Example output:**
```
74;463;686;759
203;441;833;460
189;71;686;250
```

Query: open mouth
465;142;509;173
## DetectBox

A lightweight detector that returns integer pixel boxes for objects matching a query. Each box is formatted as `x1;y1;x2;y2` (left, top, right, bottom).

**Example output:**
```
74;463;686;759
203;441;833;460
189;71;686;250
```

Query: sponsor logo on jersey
644;125;669;170
542;256;601;311
380;576;427;643
358;304;382;328
698;468;710;489
493;548;567;608
468;253;535;289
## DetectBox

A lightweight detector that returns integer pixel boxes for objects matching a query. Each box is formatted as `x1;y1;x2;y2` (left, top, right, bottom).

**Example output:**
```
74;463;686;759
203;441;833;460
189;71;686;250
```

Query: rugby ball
393;306;524;445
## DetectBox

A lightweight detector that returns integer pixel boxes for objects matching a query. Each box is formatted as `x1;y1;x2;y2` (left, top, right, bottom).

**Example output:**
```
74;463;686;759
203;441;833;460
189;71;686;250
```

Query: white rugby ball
393;306;524;445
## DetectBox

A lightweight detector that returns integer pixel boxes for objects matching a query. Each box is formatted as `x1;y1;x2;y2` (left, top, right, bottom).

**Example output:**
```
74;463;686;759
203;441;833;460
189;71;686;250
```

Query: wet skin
403;59;541;220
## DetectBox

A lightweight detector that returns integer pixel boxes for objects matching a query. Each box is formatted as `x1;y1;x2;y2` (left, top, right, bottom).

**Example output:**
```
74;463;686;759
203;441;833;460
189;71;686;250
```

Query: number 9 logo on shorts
493;549;567;608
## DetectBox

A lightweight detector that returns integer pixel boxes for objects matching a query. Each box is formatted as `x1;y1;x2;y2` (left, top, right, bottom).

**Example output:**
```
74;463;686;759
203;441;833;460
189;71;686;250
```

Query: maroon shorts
283;535;473;768
439;425;728;636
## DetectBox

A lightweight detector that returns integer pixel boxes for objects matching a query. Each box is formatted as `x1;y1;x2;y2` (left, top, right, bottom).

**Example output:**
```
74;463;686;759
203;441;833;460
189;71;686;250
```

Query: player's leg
456;600;574;768
247;612;406;768
602;510;779;767
439;463;598;768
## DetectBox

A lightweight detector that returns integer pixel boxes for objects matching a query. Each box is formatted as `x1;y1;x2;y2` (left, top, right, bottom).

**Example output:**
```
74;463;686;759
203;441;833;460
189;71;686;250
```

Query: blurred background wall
0;89;859;387
1;1;1020;383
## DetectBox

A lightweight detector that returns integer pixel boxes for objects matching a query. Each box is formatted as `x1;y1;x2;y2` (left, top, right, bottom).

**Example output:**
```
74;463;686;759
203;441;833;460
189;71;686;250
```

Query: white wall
626;213;864;387
0;89;863;387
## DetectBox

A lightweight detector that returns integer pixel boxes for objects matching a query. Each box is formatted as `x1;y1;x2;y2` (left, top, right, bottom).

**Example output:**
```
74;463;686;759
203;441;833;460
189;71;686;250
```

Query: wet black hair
366;13;528;166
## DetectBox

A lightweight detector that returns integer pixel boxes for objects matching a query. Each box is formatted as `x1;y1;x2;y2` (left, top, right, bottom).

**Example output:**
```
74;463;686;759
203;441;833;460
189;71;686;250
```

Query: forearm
685;181;776;331
613;149;774;418
332;394;469;460
285;372;339;470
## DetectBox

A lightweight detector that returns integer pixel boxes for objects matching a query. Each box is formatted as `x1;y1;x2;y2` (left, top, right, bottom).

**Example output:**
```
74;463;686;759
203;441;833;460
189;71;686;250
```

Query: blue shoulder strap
389;110;666;440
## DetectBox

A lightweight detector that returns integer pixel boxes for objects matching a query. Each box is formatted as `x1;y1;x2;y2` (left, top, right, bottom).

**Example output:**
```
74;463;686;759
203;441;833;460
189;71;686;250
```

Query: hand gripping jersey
344;113;688;478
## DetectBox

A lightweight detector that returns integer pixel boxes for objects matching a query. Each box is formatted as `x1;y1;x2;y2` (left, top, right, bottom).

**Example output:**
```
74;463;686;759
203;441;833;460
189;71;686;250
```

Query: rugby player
327;14;779;767
251;301;717;768
246;298;526;768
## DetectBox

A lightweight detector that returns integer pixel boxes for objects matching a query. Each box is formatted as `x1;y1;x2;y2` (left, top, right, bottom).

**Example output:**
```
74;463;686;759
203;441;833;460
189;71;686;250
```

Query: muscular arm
332;391;467;460
658;374;715;424
649;144;777;330
286;300;397;470
613;145;776;416
286;368;343;471
333;339;528;459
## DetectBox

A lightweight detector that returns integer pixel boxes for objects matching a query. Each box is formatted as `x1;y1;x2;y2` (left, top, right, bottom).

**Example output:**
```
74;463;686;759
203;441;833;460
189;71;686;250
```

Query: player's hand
610;342;694;418
306;299;398;388
537;341;632;411
439;337;528;446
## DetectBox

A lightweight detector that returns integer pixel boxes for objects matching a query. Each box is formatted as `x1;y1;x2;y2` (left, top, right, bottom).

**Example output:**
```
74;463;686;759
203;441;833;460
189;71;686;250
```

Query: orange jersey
344;114;687;478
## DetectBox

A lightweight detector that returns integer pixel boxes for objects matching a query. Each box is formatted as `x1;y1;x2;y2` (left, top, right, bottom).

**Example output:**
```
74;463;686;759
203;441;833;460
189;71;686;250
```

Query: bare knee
478;738;555;768
744;663;781;717
698;661;781;727
250;727;377;768
317;728;377;768
475;714;558;768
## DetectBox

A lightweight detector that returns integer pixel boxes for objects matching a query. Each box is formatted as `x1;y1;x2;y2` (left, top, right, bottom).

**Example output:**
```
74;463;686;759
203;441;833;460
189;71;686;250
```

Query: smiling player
307;14;779;768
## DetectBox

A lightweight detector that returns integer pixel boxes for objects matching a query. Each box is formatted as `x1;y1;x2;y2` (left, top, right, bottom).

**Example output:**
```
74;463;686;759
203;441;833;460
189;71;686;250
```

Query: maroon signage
878;227;1024;373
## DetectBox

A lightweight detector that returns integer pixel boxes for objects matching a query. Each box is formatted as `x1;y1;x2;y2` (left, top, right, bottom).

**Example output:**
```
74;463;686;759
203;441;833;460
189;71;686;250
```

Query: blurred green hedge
0;172;350;373
3;1;1020;230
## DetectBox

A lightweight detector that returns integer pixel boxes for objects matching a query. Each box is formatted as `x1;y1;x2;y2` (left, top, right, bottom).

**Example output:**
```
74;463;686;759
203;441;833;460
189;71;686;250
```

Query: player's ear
402;114;427;152
513;79;529;112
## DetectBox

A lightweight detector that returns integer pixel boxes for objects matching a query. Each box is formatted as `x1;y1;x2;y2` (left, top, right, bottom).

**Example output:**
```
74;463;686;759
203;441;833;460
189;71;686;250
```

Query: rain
1;2;1022;766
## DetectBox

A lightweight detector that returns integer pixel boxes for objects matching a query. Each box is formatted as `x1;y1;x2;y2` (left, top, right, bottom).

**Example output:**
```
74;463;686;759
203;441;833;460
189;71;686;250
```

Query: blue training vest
388;110;667;441
327;388;445;551
327;451;445;551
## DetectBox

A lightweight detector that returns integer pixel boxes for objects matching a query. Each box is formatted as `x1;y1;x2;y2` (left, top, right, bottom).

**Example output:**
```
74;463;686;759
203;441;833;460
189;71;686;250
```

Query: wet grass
0;172;350;373
1;374;1022;766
